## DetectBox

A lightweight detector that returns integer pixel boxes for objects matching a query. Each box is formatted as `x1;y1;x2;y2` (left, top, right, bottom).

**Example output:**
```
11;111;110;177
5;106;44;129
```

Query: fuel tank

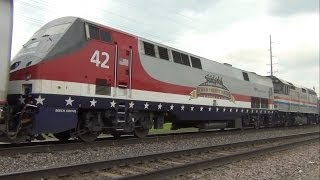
0;0;13;105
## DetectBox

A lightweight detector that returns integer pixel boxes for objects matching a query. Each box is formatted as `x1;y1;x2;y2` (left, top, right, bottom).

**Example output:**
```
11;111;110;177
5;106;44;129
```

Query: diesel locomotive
0;16;318;142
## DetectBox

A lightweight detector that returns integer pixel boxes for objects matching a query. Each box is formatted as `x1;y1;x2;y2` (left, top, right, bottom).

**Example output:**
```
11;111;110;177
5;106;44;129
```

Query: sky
12;0;319;94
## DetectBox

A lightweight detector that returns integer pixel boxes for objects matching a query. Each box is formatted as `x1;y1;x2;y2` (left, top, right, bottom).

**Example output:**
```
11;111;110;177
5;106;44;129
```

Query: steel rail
125;136;319;180
0;125;317;156
0;132;318;180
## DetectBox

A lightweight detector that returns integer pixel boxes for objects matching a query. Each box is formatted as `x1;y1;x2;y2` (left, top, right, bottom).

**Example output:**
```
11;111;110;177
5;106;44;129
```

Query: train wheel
54;131;70;142
134;128;149;138
78;130;100;142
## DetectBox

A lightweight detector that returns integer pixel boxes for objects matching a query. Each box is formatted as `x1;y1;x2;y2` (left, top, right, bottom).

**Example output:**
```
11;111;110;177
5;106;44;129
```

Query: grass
39;123;198;141
149;123;198;134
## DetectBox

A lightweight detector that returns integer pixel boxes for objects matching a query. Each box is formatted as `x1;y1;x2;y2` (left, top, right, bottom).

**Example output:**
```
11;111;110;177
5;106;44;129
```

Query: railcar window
191;56;202;69
143;42;156;57
284;85;289;95
89;25;99;40
181;53;191;66
308;89;317;95
100;31;112;42
158;46;169;60
172;50;182;64
10;61;21;70
95;79;111;95
274;83;284;93
171;51;190;66
242;72;250;81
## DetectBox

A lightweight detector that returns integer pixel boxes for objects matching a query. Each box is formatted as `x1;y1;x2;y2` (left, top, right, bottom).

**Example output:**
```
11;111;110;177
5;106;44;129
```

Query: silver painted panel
10;17;77;72
0;0;13;102
138;38;273;99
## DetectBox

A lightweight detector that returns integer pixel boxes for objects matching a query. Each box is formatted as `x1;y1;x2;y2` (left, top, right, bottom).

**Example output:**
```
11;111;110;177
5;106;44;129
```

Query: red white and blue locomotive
0;16;319;142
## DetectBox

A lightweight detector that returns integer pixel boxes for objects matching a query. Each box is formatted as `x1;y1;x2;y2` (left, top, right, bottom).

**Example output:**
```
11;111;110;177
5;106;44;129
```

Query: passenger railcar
0;17;318;142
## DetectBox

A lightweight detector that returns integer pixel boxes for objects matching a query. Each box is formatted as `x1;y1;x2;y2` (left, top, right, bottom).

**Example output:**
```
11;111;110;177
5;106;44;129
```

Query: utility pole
269;35;273;77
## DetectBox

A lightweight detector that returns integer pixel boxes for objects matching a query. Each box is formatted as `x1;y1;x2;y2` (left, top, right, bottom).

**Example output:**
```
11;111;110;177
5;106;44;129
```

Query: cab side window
88;25;99;40
86;24;112;43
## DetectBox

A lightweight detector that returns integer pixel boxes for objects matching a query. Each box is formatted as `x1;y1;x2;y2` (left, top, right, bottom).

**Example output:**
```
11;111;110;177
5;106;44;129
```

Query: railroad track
0;129;234;155
0;132;318;180
0;125;317;156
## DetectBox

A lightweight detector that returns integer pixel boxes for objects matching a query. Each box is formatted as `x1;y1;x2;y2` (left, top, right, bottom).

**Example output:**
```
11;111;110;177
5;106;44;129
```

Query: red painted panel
10;31;261;104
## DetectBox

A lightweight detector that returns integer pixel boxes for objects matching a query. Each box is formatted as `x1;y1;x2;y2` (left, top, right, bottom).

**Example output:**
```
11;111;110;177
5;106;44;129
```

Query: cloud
268;0;319;17
175;13;319;93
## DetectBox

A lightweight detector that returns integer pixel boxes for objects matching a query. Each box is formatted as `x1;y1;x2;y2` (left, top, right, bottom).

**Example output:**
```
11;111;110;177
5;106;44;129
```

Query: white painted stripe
9;79;255;108
274;98;317;107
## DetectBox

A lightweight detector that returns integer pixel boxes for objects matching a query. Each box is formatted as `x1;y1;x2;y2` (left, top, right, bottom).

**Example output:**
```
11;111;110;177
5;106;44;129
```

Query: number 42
90;50;110;69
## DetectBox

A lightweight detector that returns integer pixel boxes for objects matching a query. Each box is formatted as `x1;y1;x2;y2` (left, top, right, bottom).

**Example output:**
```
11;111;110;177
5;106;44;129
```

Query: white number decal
100;52;110;68
90;50;110;69
90;50;101;67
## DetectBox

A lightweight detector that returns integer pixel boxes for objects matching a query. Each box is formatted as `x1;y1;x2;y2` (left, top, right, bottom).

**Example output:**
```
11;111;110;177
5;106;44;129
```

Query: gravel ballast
181;141;319;180
0;126;318;174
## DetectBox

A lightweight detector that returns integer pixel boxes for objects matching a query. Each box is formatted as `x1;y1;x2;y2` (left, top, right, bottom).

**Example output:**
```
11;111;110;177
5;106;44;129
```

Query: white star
236;109;238;112
65;97;74;106
170;104;174;110
208;107;212;112
158;103;162;110
181;105;185;111
247;109;249;113
223;108;226;112
144;102;149;109
19;96;25;104
241;109;244;113
216;107;219;112
200;106;203;111
251;110;254;113
264;110;267;113
129;101;134;108
90;99;97;107
260;110;262;113
191;107;194;111
110;100;116;107
229;108;232;112
35;95;45;105
256;110;258;113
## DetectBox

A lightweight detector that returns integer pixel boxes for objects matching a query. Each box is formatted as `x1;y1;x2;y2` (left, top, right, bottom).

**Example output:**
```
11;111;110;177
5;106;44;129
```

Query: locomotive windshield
31;23;71;39
11;22;72;72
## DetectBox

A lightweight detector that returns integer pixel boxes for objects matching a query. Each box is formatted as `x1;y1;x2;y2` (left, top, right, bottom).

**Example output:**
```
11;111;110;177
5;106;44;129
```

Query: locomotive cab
270;76;318;125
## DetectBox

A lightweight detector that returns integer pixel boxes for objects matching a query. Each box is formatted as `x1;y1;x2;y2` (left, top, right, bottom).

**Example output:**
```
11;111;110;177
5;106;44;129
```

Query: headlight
0;108;4;120
25;72;32;81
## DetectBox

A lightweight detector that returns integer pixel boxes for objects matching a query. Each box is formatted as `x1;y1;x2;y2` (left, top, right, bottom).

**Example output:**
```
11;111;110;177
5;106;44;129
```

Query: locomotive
0;15;319;142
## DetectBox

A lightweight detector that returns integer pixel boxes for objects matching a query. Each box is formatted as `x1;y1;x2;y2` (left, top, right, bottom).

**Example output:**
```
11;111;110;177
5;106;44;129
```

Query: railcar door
114;45;132;98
